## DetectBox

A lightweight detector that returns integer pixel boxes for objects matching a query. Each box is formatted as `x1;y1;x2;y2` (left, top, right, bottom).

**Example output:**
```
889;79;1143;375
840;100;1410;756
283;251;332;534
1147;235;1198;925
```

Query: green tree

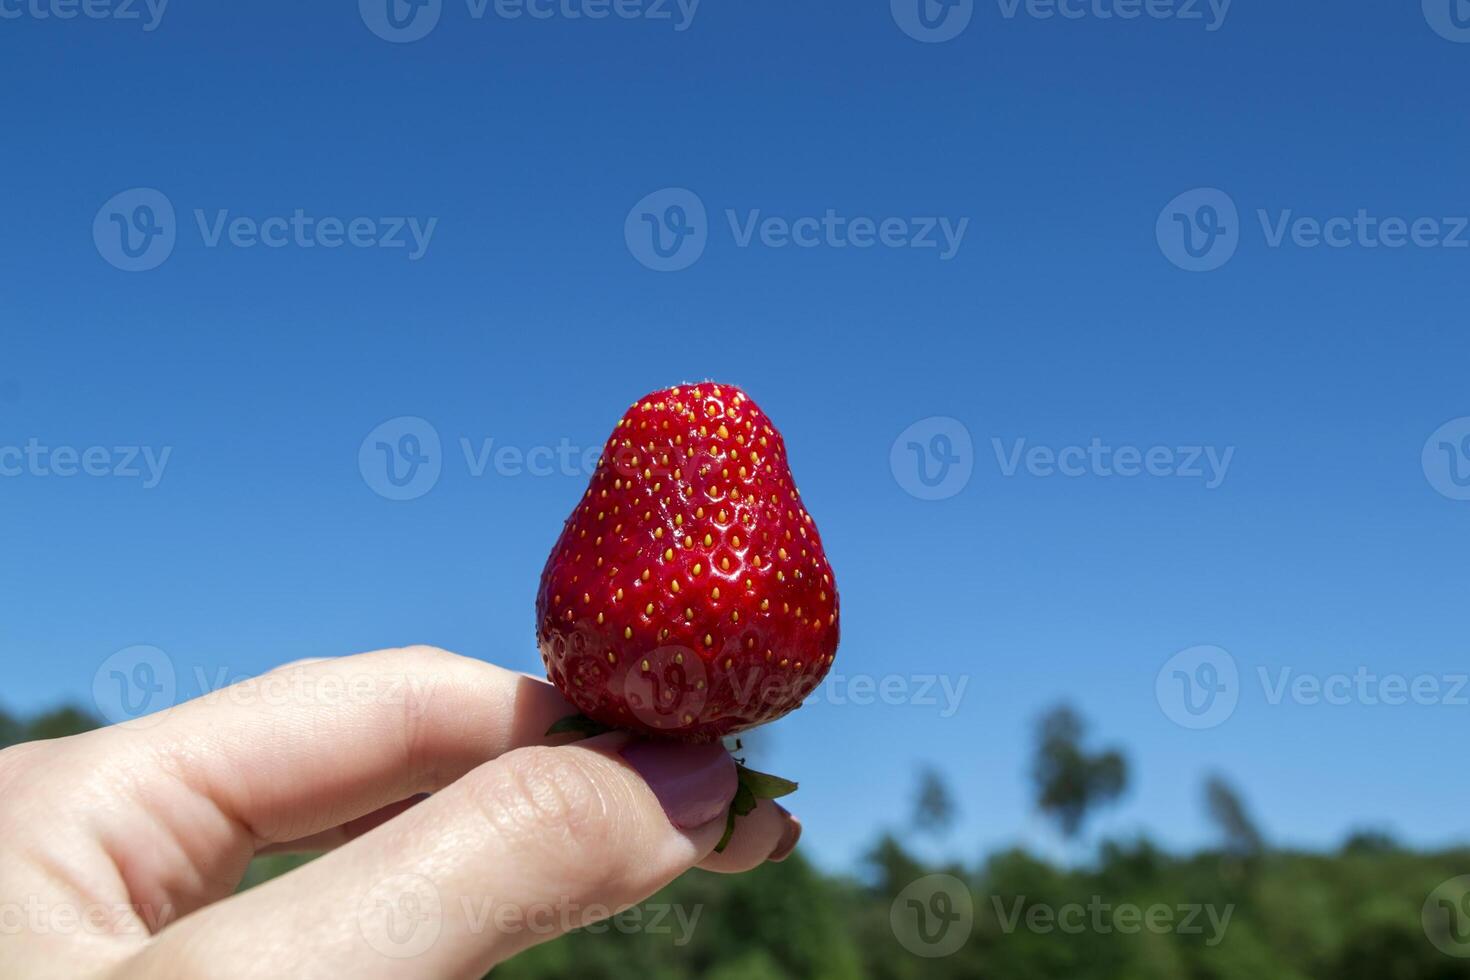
912;766;956;838
1204;774;1264;857
25;705;101;741
0;706;21;749
1031;704;1128;841
1341;829;1400;855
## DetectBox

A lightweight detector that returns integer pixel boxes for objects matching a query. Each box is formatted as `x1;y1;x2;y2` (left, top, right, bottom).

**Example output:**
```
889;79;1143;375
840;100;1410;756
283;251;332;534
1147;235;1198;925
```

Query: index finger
115;645;575;848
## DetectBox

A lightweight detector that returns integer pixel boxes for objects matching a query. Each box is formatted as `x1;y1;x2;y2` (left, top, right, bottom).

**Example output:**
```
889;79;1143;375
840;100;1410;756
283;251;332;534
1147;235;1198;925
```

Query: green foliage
1343;829;1403;856
487;843;1470;979
0;702;101;747
24;706;103;742
0;706;22;749
495;858;863;980
236;853;318;892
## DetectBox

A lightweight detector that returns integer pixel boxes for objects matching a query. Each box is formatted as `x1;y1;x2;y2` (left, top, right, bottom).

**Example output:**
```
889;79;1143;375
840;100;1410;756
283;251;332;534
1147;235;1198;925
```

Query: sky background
3;1;1470;872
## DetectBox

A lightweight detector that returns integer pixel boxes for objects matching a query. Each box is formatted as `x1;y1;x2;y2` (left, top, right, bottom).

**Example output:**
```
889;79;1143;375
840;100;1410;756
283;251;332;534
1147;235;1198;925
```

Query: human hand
0;646;800;978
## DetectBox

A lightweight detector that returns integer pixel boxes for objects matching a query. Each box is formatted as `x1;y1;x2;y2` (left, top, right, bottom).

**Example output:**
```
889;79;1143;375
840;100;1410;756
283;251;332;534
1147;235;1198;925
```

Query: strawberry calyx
545;713;797;853
716;763;798;854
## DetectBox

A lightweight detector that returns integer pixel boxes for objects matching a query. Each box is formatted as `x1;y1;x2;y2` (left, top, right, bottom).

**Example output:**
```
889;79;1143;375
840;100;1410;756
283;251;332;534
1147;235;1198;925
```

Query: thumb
123;736;776;979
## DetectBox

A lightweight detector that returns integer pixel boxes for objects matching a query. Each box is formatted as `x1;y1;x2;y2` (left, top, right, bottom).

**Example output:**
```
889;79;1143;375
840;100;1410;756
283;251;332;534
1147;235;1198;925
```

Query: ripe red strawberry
537;383;839;741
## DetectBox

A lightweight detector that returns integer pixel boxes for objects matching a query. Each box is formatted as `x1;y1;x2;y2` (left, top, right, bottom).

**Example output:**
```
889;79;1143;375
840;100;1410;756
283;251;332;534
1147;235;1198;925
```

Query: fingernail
768;812;802;862
620;740;738;830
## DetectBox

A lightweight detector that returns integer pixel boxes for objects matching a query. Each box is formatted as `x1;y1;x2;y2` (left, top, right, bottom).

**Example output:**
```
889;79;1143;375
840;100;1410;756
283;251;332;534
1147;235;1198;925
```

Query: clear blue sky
3;2;1469;870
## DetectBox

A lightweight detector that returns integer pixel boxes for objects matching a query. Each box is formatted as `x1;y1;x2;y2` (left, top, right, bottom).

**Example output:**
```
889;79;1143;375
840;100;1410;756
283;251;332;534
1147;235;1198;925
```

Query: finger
110;646;575;848
696;800;802;873
257;795;429;855
120;737;791;979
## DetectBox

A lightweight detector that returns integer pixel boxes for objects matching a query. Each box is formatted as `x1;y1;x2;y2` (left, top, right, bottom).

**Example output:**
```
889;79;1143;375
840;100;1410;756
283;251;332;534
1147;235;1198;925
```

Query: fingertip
618;740;738;831
695;797;794;873
767;812;802;863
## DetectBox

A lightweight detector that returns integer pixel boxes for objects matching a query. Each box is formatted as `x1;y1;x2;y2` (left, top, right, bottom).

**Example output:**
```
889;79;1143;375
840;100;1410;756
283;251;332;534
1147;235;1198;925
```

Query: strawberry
537;382;840;742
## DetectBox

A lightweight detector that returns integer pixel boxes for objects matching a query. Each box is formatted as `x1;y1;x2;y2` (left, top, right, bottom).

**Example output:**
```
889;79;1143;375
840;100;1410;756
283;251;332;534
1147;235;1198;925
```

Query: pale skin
0;646;800;979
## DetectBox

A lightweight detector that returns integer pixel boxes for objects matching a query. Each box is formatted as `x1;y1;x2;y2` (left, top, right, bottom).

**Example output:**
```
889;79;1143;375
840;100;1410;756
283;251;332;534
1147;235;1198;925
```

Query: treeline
6;703;1469;978
492;837;1470;979
491;704;1470;979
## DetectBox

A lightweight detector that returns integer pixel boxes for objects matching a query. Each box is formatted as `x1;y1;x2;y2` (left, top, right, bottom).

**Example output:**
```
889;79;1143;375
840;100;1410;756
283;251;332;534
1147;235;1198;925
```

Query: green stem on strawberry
714;763;798;853
546;714;797;855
